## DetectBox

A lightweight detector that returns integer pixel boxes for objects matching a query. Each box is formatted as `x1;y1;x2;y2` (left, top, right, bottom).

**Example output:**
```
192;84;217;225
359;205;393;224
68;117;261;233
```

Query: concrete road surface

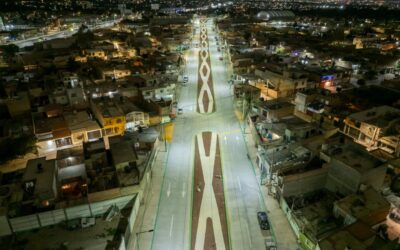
152;18;270;250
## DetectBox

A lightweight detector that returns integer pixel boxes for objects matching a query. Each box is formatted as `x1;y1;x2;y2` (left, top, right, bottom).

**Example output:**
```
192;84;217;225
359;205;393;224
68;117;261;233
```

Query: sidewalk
241;123;300;250
127;143;169;250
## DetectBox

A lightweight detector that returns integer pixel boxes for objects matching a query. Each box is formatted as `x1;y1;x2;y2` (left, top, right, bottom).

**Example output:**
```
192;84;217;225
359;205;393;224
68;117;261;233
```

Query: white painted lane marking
169;215;174;238
182;182;186;198
245;222;252;249
237;176;242;191
167;182;171;197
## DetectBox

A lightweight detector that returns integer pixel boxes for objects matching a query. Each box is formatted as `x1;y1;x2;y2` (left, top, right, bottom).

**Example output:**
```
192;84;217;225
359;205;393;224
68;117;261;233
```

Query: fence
118;144;159;250
6;194;136;234
0;140;159;248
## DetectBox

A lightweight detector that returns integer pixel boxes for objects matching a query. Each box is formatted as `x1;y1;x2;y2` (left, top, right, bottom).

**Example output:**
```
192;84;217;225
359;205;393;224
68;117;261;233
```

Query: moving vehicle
178;108;183;115
183;76;189;83
219;57;223;61
257;211;270;230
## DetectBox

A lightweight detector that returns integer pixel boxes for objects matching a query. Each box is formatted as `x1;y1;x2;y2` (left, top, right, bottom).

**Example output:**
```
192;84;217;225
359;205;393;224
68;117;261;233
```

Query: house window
55;137;72;148
87;130;101;140
103;128;114;136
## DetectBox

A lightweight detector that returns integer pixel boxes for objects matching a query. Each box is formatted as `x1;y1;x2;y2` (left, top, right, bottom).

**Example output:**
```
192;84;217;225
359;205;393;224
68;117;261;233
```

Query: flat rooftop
64;111;101;132
348;105;400;128
110;141;137;165
319;221;375;250
325;142;383;174
259;99;294;110
92;99;124;118
334;187;390;224
22;157;56;200
292;190;341;240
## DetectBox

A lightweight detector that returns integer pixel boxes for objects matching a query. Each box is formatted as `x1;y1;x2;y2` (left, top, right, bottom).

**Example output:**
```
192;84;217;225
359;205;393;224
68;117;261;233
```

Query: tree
365;70;377;80
357;79;366;86
74;25;95;49
0;135;38;164
0;44;19;60
243;31;252;41
67;57;80;71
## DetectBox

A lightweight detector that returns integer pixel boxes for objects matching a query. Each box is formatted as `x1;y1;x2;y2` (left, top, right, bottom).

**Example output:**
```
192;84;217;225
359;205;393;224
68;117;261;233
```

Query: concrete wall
360;164;387;191
58;164;86;181
65;203;92;220
37;209;66;227
4;194;136;235
325;159;360;195
9;214;41;233
281;167;328;197
2;143;159;239
280;197;300;237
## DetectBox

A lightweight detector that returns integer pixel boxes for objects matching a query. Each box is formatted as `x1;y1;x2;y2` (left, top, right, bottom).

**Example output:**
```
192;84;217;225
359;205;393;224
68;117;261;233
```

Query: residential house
140;83;176;102
386;207;400;243
85;49;107;60
22;157;57;209
56;147;87;200
257;143;312;184
276;157;328;198
333;187;390;226
66;87;86;108
251;115;318;149
34;109;102;154
255;64;308;100
5;91;31;117
90;98;126;140
322;142;386;196
64;111;102;145
303;66;352;92
101;66;131;80
318;221;376;250
342;106;400;158
50;87;69;106
109;138;139;186
33;112;72;154
117;99;150;131
254;99;294;122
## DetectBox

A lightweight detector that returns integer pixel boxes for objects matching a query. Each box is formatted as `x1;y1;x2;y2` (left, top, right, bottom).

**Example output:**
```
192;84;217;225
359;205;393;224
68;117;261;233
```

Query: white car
81;217;95;228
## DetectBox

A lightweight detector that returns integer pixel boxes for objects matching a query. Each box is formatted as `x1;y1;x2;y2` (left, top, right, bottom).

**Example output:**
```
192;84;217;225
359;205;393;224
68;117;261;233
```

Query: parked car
81;217;96;228
257;212;270;230
65;217;96;230
217;47;221;52
219;57;223;61
178;108;183;115
183;76;189;83
265;236;277;250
